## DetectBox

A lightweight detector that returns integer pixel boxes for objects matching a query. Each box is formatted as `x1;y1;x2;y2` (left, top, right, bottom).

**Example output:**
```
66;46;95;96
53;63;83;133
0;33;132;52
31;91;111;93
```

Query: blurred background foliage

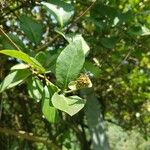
0;0;150;149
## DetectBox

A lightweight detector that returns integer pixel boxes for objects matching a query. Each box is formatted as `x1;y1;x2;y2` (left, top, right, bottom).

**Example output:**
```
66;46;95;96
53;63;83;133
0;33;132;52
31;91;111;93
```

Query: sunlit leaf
10;63;29;70
0;69;31;93
56;40;85;88
55;29;90;55
0;50;45;73
52;92;86;116
41;1;74;27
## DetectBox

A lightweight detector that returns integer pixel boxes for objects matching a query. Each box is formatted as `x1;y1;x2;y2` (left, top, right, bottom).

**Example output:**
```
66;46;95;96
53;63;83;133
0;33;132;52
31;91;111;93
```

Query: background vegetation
0;0;150;150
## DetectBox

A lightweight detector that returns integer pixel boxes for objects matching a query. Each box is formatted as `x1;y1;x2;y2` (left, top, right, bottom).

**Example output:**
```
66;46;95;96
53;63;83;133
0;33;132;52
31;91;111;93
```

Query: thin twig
68;0;97;30
0;126;61;150
0;27;21;51
115;48;133;71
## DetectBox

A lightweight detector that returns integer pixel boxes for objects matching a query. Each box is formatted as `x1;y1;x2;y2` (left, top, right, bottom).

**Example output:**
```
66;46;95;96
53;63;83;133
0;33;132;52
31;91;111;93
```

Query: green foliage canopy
0;0;149;149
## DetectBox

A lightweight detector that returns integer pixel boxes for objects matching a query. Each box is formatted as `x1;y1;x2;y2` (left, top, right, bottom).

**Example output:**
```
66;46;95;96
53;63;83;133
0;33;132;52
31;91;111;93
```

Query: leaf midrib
64;50;77;89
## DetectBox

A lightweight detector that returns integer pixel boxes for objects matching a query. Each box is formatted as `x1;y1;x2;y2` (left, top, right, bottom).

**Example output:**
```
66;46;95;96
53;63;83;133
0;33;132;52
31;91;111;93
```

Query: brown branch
0;126;61;150
0;27;21;51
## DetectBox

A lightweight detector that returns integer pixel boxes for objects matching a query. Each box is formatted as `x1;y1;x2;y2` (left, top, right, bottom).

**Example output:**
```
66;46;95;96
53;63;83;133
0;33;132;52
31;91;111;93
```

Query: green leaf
1;33;27;52
128;25;150;36
55;28;90;55
42;101;59;123
27;77;43;101
29;57;46;73
84;61;101;78
42;85;59;123
35;50;60;73
56;40;85;88
0;50;45;73
35;51;46;66
51;92;86;116
101;37;117;49
0;69;31;93
19;15;43;44
41;1;74;27
141;26;150;36
65;34;90;56
10;63;29;70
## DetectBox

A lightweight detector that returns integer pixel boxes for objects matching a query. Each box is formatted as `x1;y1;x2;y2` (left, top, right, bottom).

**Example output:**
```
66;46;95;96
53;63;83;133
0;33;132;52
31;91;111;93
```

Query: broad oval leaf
56;40;85;88
0;69;31;93
0;50;45;73
42;85;59;123
41;1;74;27
19;15;43;45
52;92;86;116
65;34;90;56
